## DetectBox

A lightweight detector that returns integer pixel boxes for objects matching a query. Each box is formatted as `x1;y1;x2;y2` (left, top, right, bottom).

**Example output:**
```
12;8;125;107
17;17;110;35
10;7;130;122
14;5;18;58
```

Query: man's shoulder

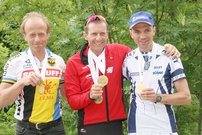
106;43;131;55
67;51;81;63
154;42;165;52
49;52;63;60
126;49;138;57
7;52;25;63
45;49;65;64
68;51;80;59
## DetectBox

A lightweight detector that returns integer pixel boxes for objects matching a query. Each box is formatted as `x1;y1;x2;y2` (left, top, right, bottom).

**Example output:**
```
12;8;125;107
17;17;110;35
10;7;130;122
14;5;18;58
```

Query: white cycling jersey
2;47;65;123
123;42;185;135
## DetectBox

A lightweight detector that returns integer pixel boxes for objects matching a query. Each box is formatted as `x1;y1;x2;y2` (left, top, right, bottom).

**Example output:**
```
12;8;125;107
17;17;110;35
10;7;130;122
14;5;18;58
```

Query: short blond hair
20;12;51;34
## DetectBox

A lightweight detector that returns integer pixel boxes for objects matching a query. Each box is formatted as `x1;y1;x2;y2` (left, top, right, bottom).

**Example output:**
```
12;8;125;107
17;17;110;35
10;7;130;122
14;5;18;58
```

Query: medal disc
97;75;108;86
136;83;145;94
38;85;45;94
94;75;108;104
94;96;103;104
144;61;150;70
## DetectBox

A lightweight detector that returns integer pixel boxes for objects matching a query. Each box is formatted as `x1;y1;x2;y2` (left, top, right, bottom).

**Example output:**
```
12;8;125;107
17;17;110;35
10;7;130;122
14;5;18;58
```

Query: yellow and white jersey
2;48;65;123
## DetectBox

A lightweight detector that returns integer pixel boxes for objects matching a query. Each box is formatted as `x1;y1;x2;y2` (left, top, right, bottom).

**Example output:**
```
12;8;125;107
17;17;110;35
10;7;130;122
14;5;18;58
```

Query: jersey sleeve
64;58;92;110
122;56;130;80
170;57;186;82
58;56;66;84
2;59;17;84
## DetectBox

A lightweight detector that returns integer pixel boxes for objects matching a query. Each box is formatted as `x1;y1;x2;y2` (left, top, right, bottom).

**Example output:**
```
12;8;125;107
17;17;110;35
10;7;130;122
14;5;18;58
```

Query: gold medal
95;75;108;104
136;82;145;94
38;84;45;94
97;75;108;86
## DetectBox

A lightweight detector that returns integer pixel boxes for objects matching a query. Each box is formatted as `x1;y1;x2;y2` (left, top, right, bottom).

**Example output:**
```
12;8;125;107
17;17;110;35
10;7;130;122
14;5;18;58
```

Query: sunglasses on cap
86;15;106;24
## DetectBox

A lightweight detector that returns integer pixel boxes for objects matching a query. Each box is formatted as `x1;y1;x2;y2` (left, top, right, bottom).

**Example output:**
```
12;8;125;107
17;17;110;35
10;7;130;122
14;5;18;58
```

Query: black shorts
78;120;124;135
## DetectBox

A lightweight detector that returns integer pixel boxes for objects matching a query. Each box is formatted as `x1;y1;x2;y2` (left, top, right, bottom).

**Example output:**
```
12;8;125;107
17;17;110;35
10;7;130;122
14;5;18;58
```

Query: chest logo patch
48;57;56;66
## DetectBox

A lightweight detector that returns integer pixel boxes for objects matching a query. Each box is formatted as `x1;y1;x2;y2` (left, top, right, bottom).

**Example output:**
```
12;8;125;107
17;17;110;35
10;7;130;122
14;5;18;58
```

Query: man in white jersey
0;12;66;135
123;11;191;135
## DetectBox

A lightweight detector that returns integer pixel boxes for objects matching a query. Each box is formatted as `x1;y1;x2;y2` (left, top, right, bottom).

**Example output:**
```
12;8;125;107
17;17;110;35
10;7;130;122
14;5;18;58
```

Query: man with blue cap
123;11;191;135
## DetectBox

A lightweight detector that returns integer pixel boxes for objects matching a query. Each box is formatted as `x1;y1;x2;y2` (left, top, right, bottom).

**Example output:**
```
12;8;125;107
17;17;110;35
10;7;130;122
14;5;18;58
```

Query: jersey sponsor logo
130;72;139;76
85;74;92;79
173;58;179;63
23;59;32;69
15;93;24;116
46;69;61;77
39;95;54;100
153;70;163;75
3;63;9;77
153;66;163;75
8;53;21;62
43;80;57;94
48;57;56;66
39;80;58;100
21;68;61;78
16;99;22;116
107;66;113;73
154;66;162;69
25;59;31;63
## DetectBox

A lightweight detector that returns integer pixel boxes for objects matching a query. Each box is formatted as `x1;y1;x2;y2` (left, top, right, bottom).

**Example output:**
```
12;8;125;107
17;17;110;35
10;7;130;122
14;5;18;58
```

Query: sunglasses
86;15;106;24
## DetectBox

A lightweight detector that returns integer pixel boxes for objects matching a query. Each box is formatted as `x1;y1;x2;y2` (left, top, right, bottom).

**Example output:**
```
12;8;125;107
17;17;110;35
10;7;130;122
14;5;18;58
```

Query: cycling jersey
2;48;65;123
123;43;185;135
65;43;131;126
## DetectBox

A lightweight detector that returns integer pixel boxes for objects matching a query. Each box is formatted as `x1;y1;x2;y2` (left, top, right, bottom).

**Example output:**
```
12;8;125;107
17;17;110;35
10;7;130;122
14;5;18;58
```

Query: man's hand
140;88;156;102
19;73;43;87
89;84;103;100
164;44;181;58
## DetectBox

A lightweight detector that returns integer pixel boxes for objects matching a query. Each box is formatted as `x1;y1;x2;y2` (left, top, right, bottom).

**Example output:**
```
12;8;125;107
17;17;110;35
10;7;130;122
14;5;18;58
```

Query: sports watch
155;94;162;103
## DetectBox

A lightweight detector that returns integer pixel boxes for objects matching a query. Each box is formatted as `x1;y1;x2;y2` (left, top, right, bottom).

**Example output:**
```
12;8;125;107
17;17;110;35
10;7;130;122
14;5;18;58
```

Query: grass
0;123;15;135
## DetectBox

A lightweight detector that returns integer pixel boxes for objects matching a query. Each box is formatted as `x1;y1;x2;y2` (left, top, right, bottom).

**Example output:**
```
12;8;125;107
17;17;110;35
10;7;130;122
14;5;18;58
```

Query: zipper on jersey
104;85;110;121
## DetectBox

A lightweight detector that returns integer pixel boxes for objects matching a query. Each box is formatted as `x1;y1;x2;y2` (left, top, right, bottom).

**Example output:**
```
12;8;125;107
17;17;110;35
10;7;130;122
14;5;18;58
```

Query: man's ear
23;34;28;42
153;26;156;36
129;29;134;39
83;31;88;40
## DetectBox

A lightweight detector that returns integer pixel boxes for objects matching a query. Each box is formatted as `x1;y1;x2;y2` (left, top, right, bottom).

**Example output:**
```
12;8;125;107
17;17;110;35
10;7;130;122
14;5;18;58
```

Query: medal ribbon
136;43;168;92
88;49;106;84
136;42;156;83
28;48;48;82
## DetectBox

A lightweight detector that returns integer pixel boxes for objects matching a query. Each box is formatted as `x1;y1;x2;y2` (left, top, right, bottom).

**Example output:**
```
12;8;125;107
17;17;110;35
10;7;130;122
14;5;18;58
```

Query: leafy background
0;0;201;135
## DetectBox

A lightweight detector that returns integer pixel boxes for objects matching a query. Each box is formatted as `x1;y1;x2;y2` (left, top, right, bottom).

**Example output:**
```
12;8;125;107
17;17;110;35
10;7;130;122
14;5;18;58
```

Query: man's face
130;23;155;51
24;17;49;51
83;22;108;55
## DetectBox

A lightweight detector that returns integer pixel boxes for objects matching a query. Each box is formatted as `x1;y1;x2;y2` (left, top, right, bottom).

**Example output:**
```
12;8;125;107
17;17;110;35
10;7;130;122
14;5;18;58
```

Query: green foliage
0;43;9;77
0;0;201;135
61;98;77;134
0;105;16;135
175;94;199;135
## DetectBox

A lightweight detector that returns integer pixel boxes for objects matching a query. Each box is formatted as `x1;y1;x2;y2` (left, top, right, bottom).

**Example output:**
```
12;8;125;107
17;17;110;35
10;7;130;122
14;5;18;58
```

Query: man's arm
59;83;66;99
140;79;191;105
64;60;93;110
0;82;24;108
160;79;191;105
0;73;43;108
